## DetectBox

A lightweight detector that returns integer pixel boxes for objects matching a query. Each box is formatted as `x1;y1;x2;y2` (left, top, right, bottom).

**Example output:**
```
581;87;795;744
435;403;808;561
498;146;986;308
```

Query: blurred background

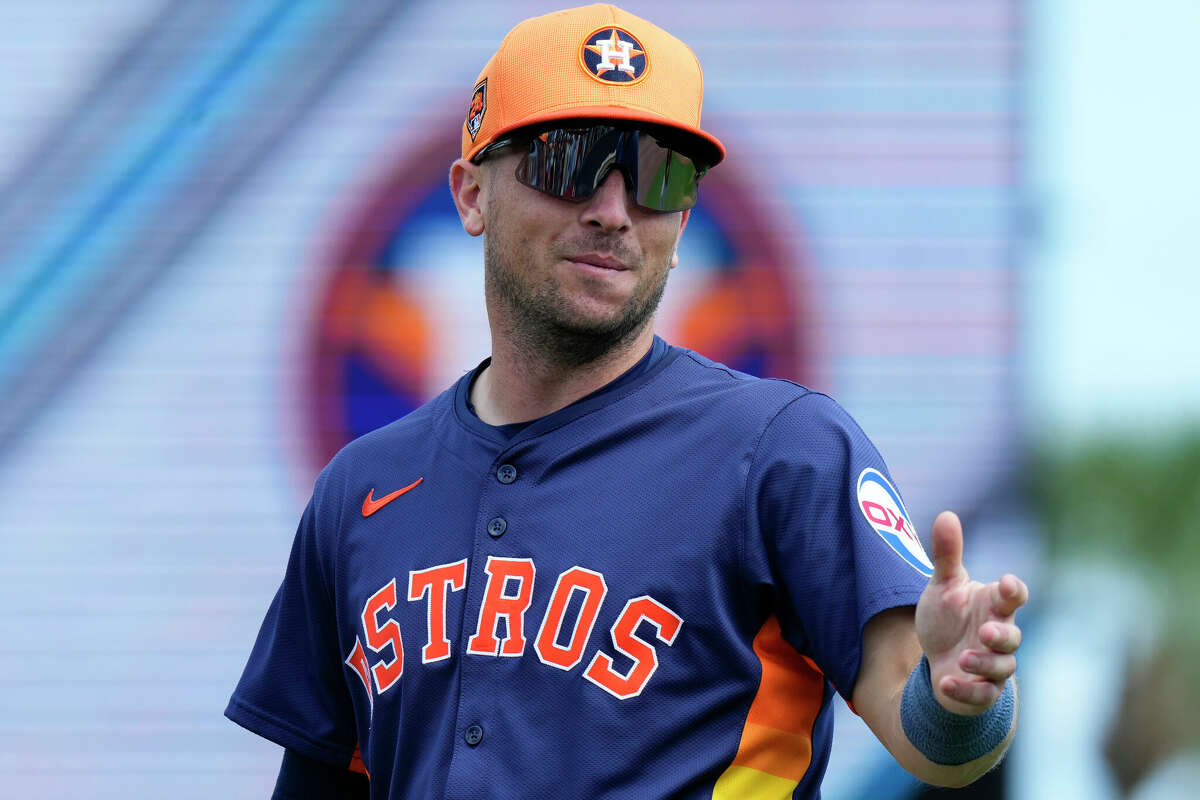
0;1;1197;797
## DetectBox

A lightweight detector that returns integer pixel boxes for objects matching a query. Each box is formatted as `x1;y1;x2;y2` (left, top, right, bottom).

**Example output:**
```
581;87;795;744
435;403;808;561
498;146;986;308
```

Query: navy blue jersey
226;340;932;799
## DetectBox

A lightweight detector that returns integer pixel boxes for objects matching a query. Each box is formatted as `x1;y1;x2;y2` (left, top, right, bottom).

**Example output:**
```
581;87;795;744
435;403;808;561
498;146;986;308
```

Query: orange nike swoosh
362;478;423;517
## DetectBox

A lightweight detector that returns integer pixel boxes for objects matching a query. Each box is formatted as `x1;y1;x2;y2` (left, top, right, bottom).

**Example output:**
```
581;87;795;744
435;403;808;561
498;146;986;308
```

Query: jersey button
496;464;517;484
487;517;507;538
464;724;484;747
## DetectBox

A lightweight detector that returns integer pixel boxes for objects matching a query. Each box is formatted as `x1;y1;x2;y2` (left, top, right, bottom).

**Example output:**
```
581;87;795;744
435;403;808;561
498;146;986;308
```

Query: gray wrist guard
900;655;1015;766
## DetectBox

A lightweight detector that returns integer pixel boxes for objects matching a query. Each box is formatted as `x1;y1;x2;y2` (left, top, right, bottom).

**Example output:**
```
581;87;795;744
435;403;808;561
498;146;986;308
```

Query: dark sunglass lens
513;126;704;212
635;139;700;212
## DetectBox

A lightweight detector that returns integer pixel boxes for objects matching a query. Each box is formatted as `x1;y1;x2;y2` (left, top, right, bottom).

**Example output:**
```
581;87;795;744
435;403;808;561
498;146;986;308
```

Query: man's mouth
566;253;629;271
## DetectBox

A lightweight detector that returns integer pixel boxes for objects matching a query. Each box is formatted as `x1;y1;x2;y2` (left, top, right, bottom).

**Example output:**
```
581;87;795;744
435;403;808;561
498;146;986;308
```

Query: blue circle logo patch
580;27;648;84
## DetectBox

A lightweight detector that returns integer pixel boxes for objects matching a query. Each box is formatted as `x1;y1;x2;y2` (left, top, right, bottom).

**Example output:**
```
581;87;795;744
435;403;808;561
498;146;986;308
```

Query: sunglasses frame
473;123;709;213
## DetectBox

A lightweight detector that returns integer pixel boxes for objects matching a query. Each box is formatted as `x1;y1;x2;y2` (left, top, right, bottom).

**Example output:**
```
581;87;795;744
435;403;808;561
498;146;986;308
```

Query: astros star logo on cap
460;4;724;167
580;27;648;84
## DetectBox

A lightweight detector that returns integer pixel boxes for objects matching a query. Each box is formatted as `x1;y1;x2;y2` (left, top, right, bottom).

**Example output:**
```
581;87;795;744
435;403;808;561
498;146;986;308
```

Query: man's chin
548;300;649;340
530;306;654;364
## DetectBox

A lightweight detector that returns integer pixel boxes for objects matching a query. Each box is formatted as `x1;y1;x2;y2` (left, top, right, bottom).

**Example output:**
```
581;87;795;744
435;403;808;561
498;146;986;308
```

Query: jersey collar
454;336;677;446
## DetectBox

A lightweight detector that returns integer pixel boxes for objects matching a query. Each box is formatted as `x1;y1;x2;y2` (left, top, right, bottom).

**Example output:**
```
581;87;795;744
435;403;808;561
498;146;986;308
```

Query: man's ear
670;209;690;268
449;159;485;237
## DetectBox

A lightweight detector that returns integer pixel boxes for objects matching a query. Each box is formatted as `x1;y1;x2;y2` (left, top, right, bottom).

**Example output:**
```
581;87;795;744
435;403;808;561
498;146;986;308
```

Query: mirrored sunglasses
474;124;709;213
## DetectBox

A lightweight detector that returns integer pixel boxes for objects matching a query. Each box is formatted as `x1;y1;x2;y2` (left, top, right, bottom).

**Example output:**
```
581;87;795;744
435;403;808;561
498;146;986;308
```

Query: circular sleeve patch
856;468;933;577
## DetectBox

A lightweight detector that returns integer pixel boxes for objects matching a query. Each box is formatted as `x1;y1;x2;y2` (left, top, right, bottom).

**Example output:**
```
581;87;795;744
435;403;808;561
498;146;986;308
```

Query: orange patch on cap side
466;79;487;141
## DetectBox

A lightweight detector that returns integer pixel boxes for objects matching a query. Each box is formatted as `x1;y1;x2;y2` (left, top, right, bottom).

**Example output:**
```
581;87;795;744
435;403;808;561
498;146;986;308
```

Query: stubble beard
484;228;670;368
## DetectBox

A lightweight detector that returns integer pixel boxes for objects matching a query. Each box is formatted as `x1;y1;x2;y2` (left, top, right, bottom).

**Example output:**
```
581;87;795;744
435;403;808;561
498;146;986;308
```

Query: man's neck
471;326;655;426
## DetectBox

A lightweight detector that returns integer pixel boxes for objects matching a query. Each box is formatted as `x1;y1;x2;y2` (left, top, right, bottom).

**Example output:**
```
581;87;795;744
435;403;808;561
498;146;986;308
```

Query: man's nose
579;169;633;233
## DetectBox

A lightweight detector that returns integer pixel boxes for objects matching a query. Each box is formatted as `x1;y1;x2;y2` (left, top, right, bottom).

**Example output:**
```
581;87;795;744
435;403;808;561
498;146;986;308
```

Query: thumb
929;511;965;585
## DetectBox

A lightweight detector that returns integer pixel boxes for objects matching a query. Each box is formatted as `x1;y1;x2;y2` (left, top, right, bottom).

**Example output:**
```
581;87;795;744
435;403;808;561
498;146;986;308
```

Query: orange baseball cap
462;4;725;167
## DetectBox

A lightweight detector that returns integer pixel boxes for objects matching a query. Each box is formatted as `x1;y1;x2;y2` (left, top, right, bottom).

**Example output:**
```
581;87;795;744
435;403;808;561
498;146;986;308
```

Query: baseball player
227;5;1028;798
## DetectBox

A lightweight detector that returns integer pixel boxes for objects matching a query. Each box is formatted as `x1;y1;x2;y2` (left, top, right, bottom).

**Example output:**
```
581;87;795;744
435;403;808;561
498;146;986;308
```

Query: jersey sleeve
745;391;931;700
225;469;359;766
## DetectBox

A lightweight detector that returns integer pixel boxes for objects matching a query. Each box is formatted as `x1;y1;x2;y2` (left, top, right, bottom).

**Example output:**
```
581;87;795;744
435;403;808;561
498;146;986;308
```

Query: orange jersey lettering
408;559;468;663
466;556;536;657
535;566;608;671
583;596;682;699
361;579;405;693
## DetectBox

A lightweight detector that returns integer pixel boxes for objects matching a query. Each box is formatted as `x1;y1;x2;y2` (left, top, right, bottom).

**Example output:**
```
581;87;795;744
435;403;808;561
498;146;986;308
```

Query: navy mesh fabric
226;338;929;798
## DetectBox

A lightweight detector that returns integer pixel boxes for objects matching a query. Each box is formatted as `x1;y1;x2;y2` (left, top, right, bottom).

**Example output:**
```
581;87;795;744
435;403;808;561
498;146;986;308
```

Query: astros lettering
343;556;683;706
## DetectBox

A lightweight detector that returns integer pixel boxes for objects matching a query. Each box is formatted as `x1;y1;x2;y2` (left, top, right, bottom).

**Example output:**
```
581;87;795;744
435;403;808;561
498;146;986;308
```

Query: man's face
477;145;685;364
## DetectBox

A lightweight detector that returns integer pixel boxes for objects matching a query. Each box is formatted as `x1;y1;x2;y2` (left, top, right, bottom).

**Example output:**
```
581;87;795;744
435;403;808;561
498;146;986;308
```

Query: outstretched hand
915;511;1028;716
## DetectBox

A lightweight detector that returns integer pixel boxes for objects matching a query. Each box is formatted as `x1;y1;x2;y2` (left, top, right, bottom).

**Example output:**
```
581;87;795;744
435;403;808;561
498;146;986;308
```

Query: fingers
960;649;1017;683
928;511;965;585
980;621;1022;654
990;574;1029;617
938;674;1006;712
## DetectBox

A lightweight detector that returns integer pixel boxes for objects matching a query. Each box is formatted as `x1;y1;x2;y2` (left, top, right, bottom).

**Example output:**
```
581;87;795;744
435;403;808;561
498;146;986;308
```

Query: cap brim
470;105;725;168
